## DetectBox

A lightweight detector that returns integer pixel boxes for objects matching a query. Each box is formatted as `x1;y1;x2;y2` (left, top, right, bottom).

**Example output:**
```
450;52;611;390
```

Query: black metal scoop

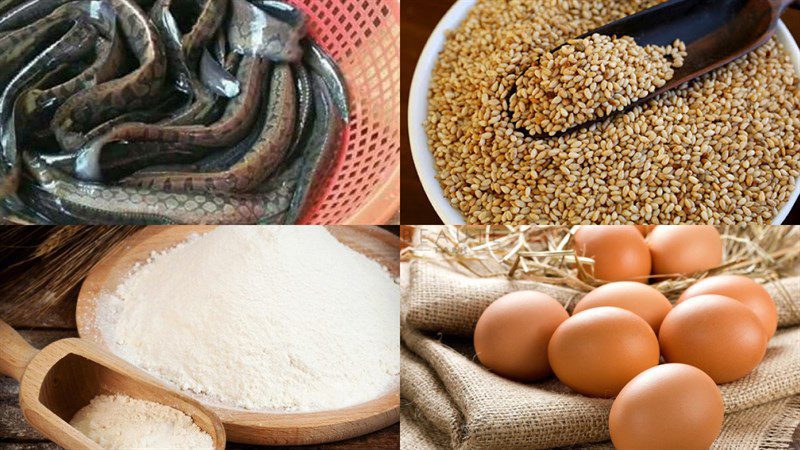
511;0;800;139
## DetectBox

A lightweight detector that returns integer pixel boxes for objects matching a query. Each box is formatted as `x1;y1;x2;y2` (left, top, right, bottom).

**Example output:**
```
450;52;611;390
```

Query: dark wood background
401;1;800;225
0;227;400;449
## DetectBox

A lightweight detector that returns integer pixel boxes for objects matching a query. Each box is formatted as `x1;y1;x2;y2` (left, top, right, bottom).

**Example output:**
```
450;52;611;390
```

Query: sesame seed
424;0;800;224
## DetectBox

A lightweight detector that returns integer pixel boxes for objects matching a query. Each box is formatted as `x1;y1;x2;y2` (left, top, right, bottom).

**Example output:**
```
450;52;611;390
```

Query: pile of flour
70;394;213;449
97;226;399;411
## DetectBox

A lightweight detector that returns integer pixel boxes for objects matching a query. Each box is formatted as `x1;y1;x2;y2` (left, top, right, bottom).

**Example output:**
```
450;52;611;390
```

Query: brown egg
547;307;660;397
678;275;777;337
573;282;672;333
634;225;655;237
474;291;569;381
573;226;651;282
610;363;724;450
647;225;723;276
659;295;768;383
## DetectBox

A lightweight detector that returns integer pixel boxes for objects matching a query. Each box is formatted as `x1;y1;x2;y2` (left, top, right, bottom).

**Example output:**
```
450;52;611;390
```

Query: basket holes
290;0;398;223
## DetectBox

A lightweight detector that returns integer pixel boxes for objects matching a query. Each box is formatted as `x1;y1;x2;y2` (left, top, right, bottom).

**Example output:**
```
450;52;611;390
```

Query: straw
401;226;800;297
0;226;142;323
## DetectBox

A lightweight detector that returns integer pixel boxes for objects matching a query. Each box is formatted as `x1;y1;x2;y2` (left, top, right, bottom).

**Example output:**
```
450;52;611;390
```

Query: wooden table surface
401;1;800;225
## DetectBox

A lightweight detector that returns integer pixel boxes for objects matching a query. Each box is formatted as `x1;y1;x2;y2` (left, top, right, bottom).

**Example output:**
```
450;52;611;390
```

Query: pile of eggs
473;225;777;450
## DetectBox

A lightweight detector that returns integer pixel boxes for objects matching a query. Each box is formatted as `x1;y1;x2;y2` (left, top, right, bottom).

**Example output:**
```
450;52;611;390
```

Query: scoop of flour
98;226;399;411
70;394;213;449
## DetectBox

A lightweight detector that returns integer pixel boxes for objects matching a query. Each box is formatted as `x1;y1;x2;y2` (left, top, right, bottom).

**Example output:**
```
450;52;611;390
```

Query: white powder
70;394;213;449
98;226;400;412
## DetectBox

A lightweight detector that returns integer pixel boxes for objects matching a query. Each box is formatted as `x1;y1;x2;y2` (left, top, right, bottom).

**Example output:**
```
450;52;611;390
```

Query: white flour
98;226;399;411
70;394;213;449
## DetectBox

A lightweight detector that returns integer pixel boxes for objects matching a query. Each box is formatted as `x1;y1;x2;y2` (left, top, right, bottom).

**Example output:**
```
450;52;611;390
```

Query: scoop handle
0;320;38;381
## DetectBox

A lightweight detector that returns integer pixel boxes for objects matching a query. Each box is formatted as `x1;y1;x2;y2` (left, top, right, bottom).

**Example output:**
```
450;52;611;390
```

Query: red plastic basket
289;0;400;224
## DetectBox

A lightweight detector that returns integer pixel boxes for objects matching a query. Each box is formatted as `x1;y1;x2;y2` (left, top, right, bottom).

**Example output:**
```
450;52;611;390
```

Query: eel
23;151;295;224
18;0;122;128
149;0;220;125
0;0;81;33
287;62;313;157
180;0;226;68
210;25;226;64
0;195;53;223
0;0;354;225
160;49;241;131
255;153;301;194
95;141;216;181
252;0;306;26
2;22;97;141
50;0;168;151
304;40;350;121
0;0;23;16
283;73;344;224
0;20;98;198
20;33;124;129
0;3;93;85
122;62;296;192
184;62;310;174
200;48;239;98
150;0;191;91
228;0;305;62
73;56;268;180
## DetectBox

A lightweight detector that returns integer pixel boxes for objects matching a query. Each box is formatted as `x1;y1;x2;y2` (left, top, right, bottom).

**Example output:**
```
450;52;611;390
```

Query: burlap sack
401;395;800;449
404;260;800;336
401;260;800;449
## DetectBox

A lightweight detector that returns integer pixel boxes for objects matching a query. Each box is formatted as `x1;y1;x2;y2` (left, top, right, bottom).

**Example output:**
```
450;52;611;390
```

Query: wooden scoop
0;320;226;449
514;0;800;138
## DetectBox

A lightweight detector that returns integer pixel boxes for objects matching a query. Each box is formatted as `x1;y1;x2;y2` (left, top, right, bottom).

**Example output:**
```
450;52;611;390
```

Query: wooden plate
76;226;400;445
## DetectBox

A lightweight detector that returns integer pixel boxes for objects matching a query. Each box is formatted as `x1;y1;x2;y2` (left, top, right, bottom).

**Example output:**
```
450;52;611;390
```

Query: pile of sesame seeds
424;0;800;224
510;34;686;136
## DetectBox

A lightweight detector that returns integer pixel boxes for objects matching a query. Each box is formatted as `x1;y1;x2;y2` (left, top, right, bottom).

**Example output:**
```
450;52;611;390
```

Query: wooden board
74;226;400;446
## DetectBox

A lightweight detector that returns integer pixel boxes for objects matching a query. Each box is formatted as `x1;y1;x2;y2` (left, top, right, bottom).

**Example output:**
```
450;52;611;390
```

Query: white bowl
408;0;800;224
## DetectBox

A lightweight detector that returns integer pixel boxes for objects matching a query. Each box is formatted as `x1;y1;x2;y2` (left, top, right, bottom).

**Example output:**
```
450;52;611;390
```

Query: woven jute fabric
401;260;800;449
403;260;800;336
402;396;800;450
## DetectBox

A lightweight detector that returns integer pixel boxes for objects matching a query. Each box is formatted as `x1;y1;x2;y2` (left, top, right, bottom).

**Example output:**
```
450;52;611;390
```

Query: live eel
283;72;344;224
122;62;296;192
0;0;352;225
228;0;304;62
18;0;122;128
23;151;295;224
73;55;268;180
51;0;167;151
